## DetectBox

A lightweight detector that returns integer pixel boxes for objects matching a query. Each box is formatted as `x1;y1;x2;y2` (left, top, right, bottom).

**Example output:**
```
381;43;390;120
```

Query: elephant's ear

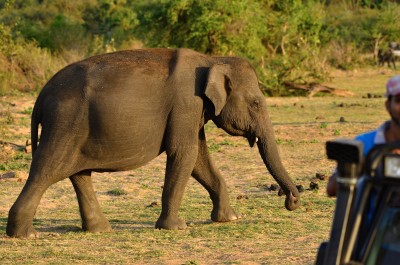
205;64;232;116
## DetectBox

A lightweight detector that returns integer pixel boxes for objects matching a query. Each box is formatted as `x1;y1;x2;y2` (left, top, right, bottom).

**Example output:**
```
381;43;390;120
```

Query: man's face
386;95;400;126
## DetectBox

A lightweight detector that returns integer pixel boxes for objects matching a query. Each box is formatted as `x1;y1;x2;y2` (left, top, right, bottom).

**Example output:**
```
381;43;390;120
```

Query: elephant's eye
250;99;260;111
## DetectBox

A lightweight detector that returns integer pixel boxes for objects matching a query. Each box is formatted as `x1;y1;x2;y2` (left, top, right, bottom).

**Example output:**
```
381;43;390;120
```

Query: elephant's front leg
192;128;240;222
155;144;198;230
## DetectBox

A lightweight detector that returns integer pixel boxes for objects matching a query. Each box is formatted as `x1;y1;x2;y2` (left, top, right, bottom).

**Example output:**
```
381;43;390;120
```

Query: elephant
6;48;300;238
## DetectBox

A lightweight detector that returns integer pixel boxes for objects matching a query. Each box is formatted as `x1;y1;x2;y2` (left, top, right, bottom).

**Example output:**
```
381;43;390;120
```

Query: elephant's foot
211;206;241;222
155;216;187;230
82;217;112;233
6;223;39;238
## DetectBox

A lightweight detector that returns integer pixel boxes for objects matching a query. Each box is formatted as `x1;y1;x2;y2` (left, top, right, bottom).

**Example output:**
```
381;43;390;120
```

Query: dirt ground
0;69;396;264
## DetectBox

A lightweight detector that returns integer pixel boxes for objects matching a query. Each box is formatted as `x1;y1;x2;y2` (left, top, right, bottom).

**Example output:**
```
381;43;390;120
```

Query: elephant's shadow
0;217;214;236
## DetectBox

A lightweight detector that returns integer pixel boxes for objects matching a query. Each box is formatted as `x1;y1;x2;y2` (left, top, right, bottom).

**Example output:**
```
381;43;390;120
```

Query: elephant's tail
31;102;41;156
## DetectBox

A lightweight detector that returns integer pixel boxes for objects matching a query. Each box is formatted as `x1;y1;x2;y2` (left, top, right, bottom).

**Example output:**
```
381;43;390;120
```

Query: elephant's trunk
256;121;300;211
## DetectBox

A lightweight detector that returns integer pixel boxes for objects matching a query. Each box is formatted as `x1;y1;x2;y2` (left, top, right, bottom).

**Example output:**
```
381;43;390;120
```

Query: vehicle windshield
364;188;400;264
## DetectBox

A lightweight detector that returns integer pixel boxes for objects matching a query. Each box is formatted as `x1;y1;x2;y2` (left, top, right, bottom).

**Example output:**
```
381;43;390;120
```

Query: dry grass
0;68;396;264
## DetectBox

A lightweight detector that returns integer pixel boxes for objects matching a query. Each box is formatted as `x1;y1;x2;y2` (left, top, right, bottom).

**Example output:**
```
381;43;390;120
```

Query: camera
315;139;400;265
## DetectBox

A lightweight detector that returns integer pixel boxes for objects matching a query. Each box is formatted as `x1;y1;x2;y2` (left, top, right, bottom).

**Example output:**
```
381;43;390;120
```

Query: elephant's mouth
246;134;259;148
215;118;259;147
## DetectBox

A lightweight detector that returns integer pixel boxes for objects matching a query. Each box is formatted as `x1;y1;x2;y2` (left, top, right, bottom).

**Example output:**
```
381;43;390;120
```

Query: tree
83;0;138;50
135;0;265;59
257;0;330;94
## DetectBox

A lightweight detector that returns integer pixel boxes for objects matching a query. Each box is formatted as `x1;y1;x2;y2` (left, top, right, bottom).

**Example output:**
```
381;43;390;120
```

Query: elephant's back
81;48;177;66
37;49;177;114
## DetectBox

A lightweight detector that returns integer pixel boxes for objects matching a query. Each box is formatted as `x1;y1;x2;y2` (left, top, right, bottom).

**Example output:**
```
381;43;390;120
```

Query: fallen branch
0;140;28;152
283;81;355;97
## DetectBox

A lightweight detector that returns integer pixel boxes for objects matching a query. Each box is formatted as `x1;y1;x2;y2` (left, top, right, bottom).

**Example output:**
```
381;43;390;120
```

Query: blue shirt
354;121;390;233
355;121;389;157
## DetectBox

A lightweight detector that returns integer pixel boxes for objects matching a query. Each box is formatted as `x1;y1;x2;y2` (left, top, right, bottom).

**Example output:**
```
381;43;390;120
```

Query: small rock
310;181;319;190
296;185;305;193
149;201;158;207
237;194;248;200
316;173;327;181
0;171;16;179
311;177;319;183
339;117;346;122
47;232;61;238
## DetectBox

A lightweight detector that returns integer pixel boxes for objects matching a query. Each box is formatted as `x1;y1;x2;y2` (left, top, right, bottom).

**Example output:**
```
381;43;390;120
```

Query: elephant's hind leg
70;171;112;233
7;148;66;238
192;128;241;222
6;177;51;238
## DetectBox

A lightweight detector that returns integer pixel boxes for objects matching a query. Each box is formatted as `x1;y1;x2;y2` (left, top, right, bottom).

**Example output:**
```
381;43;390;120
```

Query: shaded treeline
1;0;400;95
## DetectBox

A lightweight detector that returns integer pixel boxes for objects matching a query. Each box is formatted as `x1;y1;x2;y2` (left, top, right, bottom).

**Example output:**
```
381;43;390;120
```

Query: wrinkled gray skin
7;48;300;238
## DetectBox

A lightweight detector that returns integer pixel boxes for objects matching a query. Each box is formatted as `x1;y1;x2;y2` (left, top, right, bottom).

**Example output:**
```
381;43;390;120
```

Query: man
327;75;400;196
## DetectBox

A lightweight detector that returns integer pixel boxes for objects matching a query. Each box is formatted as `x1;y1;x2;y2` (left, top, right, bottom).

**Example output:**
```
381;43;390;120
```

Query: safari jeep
316;139;400;265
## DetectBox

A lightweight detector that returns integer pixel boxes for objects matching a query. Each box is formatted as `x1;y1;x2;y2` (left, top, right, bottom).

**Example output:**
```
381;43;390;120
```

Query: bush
1;0;400;96
0;23;68;95
326;41;363;70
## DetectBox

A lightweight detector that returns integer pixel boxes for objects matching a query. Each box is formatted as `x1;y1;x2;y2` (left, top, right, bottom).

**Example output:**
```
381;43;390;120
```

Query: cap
386;76;400;97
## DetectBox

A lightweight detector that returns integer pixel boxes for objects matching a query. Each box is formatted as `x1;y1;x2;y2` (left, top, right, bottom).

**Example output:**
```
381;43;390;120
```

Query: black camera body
316;139;400;265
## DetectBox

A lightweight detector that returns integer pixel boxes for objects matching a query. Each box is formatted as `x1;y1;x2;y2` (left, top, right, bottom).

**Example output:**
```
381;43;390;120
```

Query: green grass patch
106;188;128;196
20;107;33;115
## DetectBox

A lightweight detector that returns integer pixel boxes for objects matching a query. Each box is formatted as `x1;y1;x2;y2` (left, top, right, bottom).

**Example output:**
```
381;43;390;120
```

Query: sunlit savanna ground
0;68;396;264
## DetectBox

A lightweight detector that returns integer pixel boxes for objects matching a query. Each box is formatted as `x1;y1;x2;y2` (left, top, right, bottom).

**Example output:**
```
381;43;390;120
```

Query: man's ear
204;64;232;116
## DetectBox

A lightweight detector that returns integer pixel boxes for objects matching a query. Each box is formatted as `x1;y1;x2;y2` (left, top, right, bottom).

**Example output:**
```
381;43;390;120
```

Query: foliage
1;0;89;52
83;0;139;51
0;21;66;95
136;0;333;95
136;0;265;59
256;0;331;94
1;0;400;96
